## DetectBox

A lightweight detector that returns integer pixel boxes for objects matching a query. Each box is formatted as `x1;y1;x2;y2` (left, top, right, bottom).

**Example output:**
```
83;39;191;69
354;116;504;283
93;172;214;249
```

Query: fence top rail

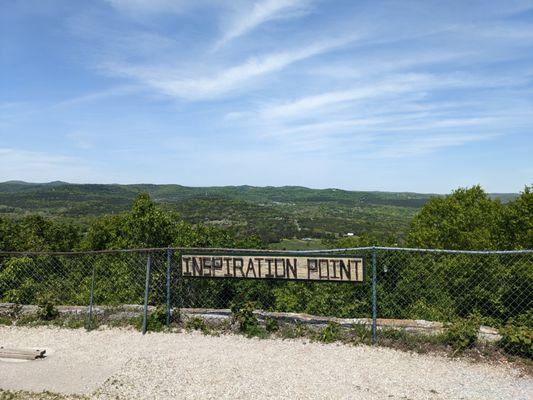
0;246;531;257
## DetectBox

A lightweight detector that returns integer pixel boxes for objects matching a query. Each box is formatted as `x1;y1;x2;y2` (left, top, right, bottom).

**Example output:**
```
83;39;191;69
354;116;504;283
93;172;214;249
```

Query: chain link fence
0;247;531;355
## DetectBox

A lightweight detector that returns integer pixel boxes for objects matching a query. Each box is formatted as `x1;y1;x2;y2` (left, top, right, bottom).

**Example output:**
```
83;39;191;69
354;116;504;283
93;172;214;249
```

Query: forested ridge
0;181;520;245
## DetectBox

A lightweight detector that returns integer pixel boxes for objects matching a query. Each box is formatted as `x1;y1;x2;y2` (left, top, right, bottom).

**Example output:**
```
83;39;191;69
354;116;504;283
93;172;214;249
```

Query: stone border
0;303;501;341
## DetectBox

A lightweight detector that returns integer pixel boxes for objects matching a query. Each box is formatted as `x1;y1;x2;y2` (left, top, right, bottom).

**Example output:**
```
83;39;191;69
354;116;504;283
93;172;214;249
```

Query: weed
379;328;443;353
442;316;480;355
231;301;266;338
265;317;279;332
315;322;342;343
170;308;181;324
348;323;371;344
60;317;86;329
146;305;167;332
7;303;23;319
36;293;59;321
185;317;211;335
498;325;533;359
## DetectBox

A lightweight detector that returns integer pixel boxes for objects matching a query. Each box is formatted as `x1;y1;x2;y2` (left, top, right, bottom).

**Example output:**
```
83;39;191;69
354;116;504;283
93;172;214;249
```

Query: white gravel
0;326;531;400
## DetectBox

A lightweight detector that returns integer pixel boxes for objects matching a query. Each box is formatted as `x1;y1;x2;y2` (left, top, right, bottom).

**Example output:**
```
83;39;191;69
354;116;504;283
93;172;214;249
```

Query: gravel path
1;326;531;400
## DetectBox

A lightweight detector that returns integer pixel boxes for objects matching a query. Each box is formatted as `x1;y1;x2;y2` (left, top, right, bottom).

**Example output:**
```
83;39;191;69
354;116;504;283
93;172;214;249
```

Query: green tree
82;193;177;249
407;185;503;250
0;215;81;252
82;193;262;250
499;186;533;249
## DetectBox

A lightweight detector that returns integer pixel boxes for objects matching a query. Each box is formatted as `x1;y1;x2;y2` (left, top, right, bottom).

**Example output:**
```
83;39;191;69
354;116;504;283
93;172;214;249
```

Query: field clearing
0;326;531;400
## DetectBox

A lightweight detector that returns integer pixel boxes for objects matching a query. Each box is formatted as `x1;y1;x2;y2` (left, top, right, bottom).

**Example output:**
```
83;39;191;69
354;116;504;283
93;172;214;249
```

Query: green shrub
146;305;167;332
316;322;342;343
280;321;307;339
185;317;210;334
349;323;371;344
36;293;59;321
265;317;279;332
442;317;480;354
498;325;533;358
231;301;265;337
170;308;181;324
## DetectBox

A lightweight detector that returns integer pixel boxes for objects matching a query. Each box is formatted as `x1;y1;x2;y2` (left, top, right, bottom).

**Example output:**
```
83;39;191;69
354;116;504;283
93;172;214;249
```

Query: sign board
181;254;364;282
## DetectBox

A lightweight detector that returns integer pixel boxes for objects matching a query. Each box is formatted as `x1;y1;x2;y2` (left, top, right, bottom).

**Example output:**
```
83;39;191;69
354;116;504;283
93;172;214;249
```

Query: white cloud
259;74;434;120
369;133;499;158
102;35;357;100
0;149;92;182
215;0;311;48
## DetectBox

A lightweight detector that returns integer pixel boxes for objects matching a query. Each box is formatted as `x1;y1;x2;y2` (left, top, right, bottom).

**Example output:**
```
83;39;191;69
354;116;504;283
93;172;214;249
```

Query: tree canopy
407;185;532;250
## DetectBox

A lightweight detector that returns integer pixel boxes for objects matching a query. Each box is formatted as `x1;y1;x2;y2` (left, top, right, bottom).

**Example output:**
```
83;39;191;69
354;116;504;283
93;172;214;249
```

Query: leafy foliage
145;305;167;332
442;317;480;354
315;322;342;343
36;292;59;321
231;300;265;337
0;185;531;348
498;325;533;358
407;185;532;250
265;316;279;332
185;317;211;334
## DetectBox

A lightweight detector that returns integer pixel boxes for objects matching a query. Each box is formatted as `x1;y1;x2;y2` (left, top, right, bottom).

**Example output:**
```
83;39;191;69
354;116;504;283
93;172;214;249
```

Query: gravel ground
0;326;531;400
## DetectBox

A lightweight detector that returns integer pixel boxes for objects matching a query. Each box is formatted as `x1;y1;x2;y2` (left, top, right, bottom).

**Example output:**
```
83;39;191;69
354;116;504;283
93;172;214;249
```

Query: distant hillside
0;181;518;243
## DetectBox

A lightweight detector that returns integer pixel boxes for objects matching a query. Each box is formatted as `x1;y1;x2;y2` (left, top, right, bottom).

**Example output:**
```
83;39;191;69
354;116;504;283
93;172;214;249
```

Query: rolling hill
0;181;517;243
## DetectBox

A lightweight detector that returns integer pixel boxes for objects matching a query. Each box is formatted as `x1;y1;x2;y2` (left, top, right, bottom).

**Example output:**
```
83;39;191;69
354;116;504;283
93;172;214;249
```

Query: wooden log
0;346;46;360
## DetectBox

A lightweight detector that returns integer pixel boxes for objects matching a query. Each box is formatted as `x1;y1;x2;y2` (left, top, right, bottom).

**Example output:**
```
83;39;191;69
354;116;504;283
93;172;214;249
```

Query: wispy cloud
369;133;499;158
215;0;311;49
258;74;430;120
102;35;357;100
0;148;91;182
54;85;142;108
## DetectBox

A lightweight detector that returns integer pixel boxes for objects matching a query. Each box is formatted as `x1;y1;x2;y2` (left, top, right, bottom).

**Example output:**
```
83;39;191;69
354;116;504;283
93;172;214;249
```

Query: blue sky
1;0;532;193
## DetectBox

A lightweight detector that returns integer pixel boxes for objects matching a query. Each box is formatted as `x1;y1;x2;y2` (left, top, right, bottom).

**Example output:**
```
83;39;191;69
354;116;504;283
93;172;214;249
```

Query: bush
185;317;210;335
36;293;59;321
442;317;480;354
280;321;307;339
349;323;371;344
265;317;279;332
498;325;533;358
146;305;167;332
315;322;342;343
231;301;265;337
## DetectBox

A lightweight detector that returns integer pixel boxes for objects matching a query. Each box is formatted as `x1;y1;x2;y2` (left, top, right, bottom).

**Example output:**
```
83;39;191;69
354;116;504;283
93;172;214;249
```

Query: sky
1;0;532;193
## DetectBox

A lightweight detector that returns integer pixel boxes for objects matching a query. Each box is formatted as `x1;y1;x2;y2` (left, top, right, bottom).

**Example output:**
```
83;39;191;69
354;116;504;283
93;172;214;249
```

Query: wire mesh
0;247;531;355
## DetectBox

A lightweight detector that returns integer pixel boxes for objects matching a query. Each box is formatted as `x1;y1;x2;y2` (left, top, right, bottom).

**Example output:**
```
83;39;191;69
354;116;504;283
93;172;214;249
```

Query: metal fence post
86;262;96;330
371;246;378;345
142;253;152;335
166;248;172;326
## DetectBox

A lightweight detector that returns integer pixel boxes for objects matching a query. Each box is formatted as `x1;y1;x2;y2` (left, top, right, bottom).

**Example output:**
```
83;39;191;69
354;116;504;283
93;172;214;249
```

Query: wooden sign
181;254;364;282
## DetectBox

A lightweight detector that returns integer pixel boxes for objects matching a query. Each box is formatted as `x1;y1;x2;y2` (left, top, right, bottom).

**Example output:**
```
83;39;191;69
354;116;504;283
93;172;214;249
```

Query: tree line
0;185;531;252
